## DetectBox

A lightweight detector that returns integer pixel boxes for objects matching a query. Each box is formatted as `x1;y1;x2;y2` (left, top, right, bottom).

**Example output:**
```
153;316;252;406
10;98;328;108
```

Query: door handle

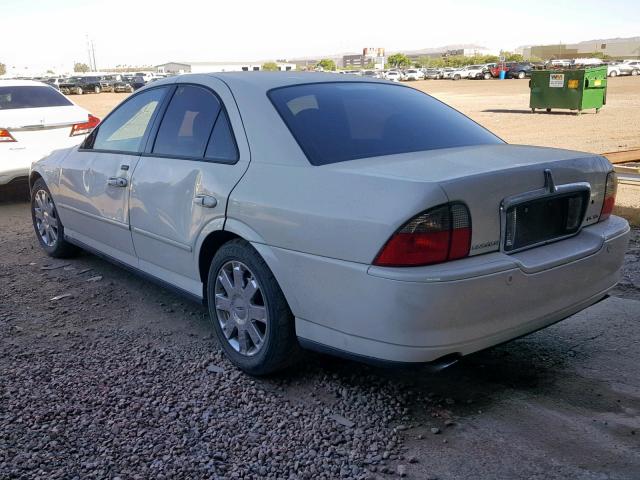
107;177;128;188
193;194;217;208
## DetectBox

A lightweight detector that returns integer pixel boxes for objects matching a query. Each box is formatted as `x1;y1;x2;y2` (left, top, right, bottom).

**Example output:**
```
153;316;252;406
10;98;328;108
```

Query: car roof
0;79;53;87
180;72;389;91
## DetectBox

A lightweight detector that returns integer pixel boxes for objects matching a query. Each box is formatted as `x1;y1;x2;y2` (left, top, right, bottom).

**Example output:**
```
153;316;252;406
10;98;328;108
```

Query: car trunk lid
0;105;90;146
329;144;610;257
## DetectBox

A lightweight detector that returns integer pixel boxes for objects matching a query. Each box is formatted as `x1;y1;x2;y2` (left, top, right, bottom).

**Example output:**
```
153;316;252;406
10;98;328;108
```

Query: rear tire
207;239;300;375
75;87;83;95
632;70;638;76
518;71;525;79
31;178;79;258
609;70;617;77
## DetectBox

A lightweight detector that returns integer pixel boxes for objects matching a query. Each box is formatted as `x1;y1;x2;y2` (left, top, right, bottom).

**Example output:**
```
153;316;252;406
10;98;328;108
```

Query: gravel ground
1;198;640;480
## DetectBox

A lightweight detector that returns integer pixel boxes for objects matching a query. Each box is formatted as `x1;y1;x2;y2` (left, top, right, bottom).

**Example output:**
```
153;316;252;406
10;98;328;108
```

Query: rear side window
153;85;238;162
153;85;220;158
92;87;167;153
0;86;72;110
268;82;503;165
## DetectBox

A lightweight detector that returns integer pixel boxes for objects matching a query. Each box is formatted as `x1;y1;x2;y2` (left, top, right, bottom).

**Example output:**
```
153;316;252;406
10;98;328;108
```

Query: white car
451;65;489;80
385;71;402;82
29;73;629;375
402;69;425;81
0;80;99;186
607;63;638;77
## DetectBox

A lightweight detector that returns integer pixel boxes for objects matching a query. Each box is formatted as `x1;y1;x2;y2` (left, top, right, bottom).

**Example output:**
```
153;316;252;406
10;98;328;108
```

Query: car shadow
482;108;591;116
0;179;30;203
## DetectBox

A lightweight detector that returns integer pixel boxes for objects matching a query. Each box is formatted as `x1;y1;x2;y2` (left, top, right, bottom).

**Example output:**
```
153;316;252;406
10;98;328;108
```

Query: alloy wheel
33;189;59;247
214;260;268;356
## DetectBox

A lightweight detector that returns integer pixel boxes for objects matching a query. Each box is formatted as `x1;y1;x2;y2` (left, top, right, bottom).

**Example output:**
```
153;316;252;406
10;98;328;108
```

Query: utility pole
91;40;97;71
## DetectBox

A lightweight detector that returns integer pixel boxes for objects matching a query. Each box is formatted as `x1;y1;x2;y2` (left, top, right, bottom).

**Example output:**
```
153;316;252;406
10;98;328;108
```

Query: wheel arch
29;170;43;191
196;218;301;315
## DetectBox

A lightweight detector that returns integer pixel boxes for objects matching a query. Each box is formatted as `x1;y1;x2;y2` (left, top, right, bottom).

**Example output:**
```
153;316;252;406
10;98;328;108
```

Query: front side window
92;87;167;153
0;86;72;110
268;82;503;166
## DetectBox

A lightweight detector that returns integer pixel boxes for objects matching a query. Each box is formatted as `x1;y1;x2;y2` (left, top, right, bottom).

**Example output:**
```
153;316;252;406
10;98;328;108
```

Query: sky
0;0;638;72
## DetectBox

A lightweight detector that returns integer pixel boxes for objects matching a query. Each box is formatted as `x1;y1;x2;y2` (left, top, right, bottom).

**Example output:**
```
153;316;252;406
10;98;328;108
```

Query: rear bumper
257;216;630;363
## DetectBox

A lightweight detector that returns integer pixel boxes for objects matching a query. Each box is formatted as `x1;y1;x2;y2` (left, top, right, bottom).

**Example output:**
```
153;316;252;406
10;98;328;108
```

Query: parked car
98;75;122;93
507;63;533;79
113;77;135;93
422;68;441;79
43;77;66;91
607;62;638;77
440;68;456;79
0;80;99;186
624;61;640;75
362;70;380;78
385;70;402;82
451;65;488;80
59;76;104;95
28;73;628;375
402;69;425;81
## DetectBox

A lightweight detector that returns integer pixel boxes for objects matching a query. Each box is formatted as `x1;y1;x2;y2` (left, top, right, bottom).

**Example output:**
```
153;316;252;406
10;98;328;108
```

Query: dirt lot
72;76;640;155
1;77;640;479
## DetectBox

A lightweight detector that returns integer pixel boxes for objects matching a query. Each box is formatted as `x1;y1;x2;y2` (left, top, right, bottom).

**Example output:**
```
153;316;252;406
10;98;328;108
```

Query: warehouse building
523;37;640;60
155;61;295;74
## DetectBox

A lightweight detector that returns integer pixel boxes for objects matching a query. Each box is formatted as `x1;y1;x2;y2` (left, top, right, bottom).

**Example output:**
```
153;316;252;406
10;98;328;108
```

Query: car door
129;78;250;297
56;86;170;266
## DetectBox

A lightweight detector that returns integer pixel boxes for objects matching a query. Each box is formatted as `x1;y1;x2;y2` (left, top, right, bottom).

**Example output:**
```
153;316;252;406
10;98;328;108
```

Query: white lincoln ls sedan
29;73;629;375
1;80;99;186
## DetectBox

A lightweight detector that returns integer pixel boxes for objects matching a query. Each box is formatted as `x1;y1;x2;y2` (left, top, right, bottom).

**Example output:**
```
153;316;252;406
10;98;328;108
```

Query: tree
262;62;279;71
74;62;90;73
316;59;336;71
387;53;411;68
501;52;525;62
0;62;6;76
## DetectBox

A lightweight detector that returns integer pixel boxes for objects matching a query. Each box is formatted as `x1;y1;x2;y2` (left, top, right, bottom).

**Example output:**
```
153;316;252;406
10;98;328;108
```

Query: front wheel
31;179;79;258
94;86;101;94
75;87;83;95
518;71;526;79
609;70;617;77
483;72;491;80
207;239;300;375
632;70;638;76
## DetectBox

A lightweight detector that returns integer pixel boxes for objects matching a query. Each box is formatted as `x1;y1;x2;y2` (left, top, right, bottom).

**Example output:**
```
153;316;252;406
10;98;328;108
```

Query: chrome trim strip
131;226;193;252
57;202;130;230
11;122;77;132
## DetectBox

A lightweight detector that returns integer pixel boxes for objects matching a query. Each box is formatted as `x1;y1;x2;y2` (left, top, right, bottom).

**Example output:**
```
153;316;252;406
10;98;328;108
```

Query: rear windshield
268;82;503;165
0;86;72;110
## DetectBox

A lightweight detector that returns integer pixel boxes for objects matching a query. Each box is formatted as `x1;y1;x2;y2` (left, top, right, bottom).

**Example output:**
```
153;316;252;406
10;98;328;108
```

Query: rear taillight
599;171;617;222
373;203;471;267
0;128;16;142
70;114;100;137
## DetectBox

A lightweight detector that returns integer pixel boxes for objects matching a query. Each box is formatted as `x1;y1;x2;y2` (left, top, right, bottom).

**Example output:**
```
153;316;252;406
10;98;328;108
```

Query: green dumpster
529;66;607;115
